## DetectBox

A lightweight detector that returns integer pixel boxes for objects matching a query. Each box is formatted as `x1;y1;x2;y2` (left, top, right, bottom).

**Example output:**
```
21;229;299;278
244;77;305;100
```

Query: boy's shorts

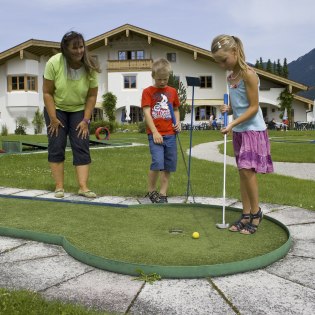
148;134;177;172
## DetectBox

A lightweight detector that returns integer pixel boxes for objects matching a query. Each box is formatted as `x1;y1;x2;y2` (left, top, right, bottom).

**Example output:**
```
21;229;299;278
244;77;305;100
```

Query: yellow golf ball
192;232;200;239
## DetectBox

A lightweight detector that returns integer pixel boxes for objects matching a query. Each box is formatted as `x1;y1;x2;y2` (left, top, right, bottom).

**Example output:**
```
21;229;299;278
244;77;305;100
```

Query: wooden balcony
107;59;153;72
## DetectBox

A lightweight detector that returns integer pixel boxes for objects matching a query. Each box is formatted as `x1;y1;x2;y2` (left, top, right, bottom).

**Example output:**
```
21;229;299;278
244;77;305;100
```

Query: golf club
216;93;230;229
168;103;195;202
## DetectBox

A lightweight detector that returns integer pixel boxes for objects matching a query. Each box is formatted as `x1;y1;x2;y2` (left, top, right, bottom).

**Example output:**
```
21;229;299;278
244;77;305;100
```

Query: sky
1;0;314;64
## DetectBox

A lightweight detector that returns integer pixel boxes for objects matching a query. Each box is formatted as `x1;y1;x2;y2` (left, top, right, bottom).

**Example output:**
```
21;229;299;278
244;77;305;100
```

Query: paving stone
93;196;129;204
0;241;66;263
266;255;315;290
0;255;93;291
289;239;315;258
288;223;315;240
38;192;74;199
43;269;143;314
267;207;315;225
13;189;50;197
0;187;26;194
192;197;238;206
130;279;235;315
0;236;27;252
213;270;315;315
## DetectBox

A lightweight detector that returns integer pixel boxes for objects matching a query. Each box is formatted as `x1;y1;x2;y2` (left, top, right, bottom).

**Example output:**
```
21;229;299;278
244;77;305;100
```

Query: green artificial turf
0;197;288;266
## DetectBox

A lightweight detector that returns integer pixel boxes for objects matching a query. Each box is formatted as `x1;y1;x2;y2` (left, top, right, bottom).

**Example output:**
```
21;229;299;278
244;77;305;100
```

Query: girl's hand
221;124;232;135
220;105;230;114
48;118;64;137
76;121;89;139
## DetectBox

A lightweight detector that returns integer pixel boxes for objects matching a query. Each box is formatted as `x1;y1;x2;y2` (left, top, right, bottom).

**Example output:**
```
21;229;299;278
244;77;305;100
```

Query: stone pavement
0;186;315;315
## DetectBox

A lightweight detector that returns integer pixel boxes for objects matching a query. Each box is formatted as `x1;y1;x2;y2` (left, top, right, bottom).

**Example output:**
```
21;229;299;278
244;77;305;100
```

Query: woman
43;31;101;198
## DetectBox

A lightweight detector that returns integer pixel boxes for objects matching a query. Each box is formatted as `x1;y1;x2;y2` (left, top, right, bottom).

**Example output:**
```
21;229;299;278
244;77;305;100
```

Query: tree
266;59;272;73
276;59;283;76
273;61;277;74
168;72;189;121
278;87;293;124
102;92;117;122
32;108;44;134
282;58;289;78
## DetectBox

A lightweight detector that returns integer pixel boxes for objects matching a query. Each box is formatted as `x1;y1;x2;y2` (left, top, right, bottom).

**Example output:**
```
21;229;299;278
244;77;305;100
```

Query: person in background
141;58;181;203
43;31;101;198
211;34;274;234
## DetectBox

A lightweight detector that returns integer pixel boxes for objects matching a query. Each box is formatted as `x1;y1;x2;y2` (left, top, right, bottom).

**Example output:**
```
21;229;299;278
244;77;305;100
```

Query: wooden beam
288;84;292;93
126;29;129;37
104;37;108;46
148;36;151;44
194;51;197;60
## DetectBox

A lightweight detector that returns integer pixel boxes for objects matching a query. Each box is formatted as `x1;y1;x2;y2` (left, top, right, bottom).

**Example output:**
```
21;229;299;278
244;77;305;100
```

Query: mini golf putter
216;93;230;229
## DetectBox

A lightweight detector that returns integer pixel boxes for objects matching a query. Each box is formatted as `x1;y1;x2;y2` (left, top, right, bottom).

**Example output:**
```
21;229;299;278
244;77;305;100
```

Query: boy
141;58;181;203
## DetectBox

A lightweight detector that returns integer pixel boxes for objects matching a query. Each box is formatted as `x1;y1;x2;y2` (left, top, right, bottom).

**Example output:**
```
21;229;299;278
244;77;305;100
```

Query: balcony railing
107;59;153;72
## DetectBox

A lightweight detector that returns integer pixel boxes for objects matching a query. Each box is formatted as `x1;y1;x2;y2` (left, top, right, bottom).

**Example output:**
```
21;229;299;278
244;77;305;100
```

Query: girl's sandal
240;208;263;235
229;213;250;232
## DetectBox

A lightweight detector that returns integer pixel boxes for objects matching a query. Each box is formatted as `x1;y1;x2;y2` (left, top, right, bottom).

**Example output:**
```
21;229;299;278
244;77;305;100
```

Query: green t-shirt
44;53;98;112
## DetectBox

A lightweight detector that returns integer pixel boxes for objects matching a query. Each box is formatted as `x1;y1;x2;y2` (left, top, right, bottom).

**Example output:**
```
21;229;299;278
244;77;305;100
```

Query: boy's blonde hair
151;58;171;77
211;35;247;72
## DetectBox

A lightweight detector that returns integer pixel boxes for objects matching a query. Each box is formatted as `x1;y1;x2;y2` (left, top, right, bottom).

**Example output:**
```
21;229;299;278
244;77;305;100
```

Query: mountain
288;48;315;100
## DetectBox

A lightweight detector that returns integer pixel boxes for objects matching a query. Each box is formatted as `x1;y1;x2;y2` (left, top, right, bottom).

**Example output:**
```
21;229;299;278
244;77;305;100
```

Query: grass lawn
0;129;314;210
0;288;112;315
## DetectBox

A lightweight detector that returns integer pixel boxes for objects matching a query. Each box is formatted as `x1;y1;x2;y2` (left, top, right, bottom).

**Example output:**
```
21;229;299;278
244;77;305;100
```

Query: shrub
90;120;117;134
1;124;8;136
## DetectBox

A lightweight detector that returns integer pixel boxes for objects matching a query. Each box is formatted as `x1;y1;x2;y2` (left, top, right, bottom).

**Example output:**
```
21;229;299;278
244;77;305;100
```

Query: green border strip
0;205;292;278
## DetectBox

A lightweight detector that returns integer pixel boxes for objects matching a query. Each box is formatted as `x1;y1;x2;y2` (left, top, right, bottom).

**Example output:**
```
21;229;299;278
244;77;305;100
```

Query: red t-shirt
141;86;180;135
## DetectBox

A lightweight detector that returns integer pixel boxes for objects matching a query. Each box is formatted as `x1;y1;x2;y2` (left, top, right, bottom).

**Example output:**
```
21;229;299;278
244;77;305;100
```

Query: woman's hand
48;118;64;137
76;121;89;139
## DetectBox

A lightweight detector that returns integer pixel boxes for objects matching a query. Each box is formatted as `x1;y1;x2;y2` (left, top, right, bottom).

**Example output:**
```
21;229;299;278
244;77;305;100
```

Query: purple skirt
233;130;274;173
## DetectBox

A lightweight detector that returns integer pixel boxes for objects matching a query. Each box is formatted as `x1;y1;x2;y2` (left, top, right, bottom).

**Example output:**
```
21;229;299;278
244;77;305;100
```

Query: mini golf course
0;196;291;278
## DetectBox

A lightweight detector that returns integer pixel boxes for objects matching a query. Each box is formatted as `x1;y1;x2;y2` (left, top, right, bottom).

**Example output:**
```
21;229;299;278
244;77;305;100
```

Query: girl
211;35;274;235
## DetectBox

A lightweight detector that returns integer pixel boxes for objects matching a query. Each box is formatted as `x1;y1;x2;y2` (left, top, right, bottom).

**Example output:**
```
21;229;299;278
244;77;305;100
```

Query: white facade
0;24;310;134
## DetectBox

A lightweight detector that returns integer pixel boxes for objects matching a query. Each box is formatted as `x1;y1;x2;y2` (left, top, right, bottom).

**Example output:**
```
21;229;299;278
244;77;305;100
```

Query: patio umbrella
283;107;288;120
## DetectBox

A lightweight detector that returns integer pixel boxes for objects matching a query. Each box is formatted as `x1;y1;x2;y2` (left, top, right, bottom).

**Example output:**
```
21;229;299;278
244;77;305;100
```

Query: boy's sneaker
145;191;161;203
158;195;168;203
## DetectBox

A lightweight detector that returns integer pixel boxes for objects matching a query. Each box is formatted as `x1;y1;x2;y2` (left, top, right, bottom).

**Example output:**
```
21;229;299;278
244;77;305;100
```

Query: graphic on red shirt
152;93;172;120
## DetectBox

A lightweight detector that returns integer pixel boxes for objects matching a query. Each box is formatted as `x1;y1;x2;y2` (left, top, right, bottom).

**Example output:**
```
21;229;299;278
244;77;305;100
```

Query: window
166;53;176;62
124;75;136;89
200;76;212;88
195;106;214;121
118;50;144;60
130;106;143;123
7;75;38;92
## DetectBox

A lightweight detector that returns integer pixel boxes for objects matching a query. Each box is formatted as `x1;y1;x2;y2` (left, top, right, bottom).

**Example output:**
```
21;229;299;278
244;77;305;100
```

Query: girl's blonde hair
151;58;171;77
211;35;247;72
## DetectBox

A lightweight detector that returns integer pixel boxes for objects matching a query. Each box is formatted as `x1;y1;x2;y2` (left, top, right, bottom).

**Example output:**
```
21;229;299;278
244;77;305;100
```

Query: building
0;24;312;134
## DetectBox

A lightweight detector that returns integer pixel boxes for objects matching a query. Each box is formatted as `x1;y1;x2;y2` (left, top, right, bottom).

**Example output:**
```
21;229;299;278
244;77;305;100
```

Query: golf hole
169;228;184;235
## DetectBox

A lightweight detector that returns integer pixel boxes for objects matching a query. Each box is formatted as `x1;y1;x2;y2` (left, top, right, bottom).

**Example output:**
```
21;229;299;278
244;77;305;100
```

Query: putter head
216;223;230;229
